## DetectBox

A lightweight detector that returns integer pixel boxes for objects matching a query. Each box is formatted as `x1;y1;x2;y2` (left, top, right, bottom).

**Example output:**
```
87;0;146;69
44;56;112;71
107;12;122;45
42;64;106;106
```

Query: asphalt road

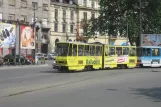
0;66;161;107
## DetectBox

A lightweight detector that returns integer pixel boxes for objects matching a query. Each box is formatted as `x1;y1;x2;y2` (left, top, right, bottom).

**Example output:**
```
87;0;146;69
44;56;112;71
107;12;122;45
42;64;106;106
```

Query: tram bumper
52;60;60;69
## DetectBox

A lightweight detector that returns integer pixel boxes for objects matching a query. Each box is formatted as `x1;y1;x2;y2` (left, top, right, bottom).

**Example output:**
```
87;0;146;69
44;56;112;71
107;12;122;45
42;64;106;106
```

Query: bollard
8;59;10;66
24;59;25;65
2;57;4;66
41;58;43;64
44;58;45;64
18;58;20;65
14;58;16;65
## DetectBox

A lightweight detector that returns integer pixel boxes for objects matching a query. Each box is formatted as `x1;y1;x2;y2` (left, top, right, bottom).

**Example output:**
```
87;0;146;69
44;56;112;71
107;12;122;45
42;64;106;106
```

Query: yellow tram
55;42;137;72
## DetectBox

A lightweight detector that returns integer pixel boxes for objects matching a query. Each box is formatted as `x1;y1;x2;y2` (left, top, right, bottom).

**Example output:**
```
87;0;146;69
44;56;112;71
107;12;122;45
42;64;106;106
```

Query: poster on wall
141;34;161;46
0;22;16;48
20;25;35;49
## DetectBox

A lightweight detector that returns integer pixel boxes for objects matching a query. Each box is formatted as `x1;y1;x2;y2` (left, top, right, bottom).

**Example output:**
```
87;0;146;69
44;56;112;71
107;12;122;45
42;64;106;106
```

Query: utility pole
33;3;36;63
139;0;142;46
127;19;128;45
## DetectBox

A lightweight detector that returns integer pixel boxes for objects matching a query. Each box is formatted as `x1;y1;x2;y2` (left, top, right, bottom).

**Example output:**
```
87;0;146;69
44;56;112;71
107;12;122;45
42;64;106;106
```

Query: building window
54;23;58;32
83;0;87;7
70;25;74;33
21;15;27;22
32;2;38;10
55;38;59;46
62;24;66;33
8;0;16;6
21;0;27;8
83;12;87;21
55;9;58;20
43;4;48;11
63;9;66;20
70;10;74;20
91;13;95;19
91;1;95;8
8;14;15;20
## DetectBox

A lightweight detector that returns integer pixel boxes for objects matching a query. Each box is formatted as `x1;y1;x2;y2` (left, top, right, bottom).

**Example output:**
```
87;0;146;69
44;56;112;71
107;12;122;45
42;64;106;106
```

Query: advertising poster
20;25;35;49
141;34;161;46
0;23;16;48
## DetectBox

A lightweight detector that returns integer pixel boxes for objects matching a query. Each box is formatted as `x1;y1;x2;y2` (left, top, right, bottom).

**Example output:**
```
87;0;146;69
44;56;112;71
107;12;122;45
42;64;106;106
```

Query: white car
48;53;57;60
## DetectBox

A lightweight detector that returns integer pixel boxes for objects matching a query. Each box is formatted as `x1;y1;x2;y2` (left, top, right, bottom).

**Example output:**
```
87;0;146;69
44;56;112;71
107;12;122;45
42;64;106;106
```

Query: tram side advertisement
117;56;128;63
141;34;161;46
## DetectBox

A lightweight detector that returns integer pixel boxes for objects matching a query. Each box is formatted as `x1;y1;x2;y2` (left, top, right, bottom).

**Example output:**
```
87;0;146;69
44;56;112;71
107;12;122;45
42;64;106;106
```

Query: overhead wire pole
33;3;36;64
139;0;142;46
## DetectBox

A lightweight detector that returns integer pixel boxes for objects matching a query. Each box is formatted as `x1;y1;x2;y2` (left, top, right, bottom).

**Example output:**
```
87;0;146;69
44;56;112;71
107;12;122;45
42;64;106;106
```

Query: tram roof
57;41;104;45
138;46;161;48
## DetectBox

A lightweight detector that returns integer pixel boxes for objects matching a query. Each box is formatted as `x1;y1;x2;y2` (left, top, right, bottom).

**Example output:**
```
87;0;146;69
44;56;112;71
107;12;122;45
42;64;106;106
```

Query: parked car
26;55;34;63
3;54;32;65
48;53;57;60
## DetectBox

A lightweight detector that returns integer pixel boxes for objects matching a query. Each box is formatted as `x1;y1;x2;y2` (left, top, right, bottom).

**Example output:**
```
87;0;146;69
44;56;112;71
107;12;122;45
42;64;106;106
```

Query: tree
95;0;161;46
83;18;99;39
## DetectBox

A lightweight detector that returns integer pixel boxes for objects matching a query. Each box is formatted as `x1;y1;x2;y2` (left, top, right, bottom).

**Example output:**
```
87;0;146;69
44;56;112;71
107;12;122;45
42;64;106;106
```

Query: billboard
20;25;35;49
141;34;161;46
0;22;16;48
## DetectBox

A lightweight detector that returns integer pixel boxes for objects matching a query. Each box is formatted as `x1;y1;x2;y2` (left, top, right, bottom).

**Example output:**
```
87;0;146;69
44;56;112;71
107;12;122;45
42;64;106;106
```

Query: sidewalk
0;64;49;70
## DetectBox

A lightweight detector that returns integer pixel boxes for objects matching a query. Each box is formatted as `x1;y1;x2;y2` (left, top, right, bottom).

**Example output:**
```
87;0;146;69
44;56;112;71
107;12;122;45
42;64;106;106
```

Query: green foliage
83;18;98;38
94;0;161;46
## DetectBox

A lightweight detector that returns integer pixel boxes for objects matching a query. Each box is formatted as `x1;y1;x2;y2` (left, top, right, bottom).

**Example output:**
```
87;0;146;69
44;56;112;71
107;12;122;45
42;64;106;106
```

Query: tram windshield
57;43;69;56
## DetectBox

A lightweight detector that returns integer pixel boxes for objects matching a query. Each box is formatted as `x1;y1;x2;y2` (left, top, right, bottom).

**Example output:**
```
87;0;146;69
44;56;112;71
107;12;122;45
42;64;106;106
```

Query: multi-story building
0;0;129;55
49;0;77;52
49;0;100;52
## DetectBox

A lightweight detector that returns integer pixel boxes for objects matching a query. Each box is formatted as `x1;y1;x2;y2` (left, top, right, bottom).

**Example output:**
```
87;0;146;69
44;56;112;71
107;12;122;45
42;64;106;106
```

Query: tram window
68;44;73;56
105;46;108;56
123;47;129;55
84;45;89;56
109;47;115;55
73;45;77;56
78;45;84;56
143;48;151;56
100;46;102;55
90;46;95;56
152;48;160;56
129;48;136;56
116;47;122;56
96;46;101;56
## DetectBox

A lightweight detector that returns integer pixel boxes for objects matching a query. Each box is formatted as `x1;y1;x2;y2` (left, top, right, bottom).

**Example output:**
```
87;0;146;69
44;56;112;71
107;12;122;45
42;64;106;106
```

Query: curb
0;64;49;70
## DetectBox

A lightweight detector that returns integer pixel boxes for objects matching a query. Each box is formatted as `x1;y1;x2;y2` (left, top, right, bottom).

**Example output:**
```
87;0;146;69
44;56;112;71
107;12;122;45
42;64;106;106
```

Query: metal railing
0;57;46;67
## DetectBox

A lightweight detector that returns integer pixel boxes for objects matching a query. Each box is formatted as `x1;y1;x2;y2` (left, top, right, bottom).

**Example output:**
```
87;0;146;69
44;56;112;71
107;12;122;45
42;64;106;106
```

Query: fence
0;57;46;67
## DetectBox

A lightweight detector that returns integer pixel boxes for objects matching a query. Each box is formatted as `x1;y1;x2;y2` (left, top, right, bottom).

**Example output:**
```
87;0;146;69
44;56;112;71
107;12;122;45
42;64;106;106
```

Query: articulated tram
54;41;137;72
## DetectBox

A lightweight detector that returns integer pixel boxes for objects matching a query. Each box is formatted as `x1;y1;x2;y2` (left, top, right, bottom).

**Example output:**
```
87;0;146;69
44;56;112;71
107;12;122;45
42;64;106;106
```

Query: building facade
49;0;100;52
0;0;51;55
0;0;129;55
